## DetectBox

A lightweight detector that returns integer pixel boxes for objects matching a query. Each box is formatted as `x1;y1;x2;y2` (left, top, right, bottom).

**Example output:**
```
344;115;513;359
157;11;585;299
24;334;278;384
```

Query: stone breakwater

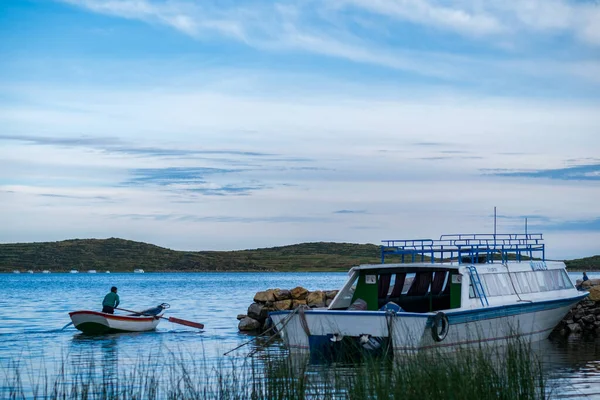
238;287;338;332
554;282;600;336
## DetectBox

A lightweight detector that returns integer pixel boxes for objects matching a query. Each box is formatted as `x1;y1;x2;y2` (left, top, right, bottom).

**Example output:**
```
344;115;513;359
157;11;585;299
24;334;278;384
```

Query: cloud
486;163;600;181
529;218;600;233
55;0;600;87
338;0;506;36
0;134;276;158
333;209;368;214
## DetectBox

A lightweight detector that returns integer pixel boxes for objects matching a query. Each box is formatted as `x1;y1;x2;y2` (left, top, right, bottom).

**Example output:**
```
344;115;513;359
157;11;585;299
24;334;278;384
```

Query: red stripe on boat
69;310;157;321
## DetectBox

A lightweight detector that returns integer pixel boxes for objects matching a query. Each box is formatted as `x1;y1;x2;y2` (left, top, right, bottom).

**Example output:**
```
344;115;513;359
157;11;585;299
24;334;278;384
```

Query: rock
573;311;584;321
325;299;332;307
589;286;600;302
238;317;261;331
307;291;327;307
273;289;292;301
582;315;596;325
254;290;276;303
273;299;293;311
592;308;600;315
325;290;338;300
247;303;264;320
568;323;582;333
291;286;309;300
292;299;307;309
565;319;574;325
237;314;247;320
582;280;594;289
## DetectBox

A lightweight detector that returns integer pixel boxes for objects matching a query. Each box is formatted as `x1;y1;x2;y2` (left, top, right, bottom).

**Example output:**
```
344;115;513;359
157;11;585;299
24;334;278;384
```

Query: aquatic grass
1;337;548;399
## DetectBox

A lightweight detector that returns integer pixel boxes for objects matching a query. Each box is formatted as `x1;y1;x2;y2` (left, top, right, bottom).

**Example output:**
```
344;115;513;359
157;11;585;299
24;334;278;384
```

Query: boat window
478;274;515;297
561;270;574;289
506;270;573;294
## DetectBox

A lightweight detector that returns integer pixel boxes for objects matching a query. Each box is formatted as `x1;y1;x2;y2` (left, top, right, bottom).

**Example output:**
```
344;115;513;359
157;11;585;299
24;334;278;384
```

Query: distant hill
564;255;600;271
0;238;386;272
0;238;597;272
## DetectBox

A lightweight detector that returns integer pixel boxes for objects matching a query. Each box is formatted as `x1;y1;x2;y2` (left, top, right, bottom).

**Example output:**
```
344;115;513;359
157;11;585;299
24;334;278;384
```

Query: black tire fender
431;312;449;342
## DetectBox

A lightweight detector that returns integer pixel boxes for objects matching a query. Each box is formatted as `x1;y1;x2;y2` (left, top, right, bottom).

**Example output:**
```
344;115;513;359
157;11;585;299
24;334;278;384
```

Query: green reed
1;338;547;400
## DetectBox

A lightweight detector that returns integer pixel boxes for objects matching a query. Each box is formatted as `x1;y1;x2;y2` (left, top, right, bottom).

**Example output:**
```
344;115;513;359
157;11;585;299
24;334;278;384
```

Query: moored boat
270;232;588;355
133;269;145;273
69;304;167;334
88;270;97;273
69;270;79;274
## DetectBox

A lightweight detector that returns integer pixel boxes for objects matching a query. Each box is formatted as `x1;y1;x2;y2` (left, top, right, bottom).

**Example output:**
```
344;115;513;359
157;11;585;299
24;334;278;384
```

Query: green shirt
102;292;120;307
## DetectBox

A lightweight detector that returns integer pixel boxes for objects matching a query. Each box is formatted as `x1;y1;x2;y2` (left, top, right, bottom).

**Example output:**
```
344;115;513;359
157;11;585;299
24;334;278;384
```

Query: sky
1;0;599;259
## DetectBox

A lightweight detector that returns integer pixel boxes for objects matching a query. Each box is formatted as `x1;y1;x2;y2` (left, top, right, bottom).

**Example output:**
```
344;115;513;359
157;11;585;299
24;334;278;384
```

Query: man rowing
102;286;120;314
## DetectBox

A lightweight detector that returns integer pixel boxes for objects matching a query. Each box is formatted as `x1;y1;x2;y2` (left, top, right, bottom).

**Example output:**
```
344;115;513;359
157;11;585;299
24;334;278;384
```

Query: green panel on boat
449;272;462;309
352;271;379;310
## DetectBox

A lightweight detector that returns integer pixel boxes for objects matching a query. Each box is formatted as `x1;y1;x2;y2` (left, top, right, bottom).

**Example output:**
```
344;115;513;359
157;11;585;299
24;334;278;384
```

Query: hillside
564;255;600;271
0;238;387;272
0;238;598;272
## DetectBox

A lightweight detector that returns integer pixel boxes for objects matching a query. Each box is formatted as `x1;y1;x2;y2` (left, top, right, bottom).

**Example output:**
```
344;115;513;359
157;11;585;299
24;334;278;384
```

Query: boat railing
381;233;545;264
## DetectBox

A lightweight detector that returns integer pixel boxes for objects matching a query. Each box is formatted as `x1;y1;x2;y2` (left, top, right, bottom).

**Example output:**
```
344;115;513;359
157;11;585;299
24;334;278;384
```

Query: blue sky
1;0;599;259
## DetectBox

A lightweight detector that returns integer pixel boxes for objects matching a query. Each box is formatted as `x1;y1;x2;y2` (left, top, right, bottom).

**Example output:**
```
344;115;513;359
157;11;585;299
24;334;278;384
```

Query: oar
115;307;204;329
61;321;73;330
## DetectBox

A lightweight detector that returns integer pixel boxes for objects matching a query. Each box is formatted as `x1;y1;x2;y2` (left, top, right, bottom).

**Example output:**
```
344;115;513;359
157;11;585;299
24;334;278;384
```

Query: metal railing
381;233;545;264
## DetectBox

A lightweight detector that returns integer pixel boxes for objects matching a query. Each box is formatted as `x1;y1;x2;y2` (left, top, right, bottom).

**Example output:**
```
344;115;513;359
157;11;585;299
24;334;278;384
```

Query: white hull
270;295;586;354
69;311;161;333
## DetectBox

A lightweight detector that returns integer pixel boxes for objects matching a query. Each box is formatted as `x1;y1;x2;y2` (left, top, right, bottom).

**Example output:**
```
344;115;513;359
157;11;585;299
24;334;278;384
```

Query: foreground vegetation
2;339;548;400
0;238;598;272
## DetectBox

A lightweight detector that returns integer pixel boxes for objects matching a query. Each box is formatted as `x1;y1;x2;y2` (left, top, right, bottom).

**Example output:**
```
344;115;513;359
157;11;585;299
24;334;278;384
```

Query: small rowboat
67;303;204;334
69;311;162;334
69;304;167;334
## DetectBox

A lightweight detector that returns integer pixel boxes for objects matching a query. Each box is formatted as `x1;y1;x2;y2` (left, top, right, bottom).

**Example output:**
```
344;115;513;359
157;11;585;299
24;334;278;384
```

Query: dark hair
111;286;118;292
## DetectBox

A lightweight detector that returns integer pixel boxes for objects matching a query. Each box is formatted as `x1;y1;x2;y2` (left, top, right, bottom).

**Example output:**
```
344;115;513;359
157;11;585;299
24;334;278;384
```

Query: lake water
1;271;600;398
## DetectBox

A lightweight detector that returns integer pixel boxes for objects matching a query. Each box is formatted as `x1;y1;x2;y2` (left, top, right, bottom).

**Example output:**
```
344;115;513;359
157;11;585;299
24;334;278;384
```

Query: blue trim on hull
270;293;588;323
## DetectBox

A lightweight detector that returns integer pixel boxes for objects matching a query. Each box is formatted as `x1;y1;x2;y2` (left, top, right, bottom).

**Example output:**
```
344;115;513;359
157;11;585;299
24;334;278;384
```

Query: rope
505;261;532;303
384;310;396;357
298;305;311;337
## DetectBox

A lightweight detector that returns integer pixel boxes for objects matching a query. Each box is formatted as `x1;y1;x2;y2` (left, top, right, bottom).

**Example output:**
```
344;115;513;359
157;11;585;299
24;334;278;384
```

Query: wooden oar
115;307;204;329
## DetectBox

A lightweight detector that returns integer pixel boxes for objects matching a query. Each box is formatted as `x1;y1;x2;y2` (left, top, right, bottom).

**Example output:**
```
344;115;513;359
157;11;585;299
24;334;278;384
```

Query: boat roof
380;233;545;265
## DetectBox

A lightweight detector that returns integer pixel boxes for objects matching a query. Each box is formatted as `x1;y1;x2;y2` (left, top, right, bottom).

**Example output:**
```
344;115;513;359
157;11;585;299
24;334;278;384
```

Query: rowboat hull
69;310;161;334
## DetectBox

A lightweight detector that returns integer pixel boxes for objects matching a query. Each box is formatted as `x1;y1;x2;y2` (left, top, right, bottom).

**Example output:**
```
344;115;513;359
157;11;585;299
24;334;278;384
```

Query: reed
1;338;547;400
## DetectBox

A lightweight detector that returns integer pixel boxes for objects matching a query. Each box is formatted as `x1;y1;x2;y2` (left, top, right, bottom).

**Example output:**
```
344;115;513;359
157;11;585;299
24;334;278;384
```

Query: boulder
568;323;582;333
589;286;600;302
247;303;264;320
325;290;338;300
237;314;247;320
238;317;261;331
581;314;596;325
273;289;292;301
254;290;276;303
273;299;293;311
307;291;327;307
291;286;309;300
292;299;307;309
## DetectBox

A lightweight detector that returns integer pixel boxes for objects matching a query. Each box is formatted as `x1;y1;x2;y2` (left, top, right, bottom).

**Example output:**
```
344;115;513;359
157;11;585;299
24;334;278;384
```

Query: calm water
1;271;600;398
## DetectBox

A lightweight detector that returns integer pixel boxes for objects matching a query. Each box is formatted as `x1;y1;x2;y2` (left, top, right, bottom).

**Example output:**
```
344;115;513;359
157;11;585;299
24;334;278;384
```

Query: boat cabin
328;233;574;313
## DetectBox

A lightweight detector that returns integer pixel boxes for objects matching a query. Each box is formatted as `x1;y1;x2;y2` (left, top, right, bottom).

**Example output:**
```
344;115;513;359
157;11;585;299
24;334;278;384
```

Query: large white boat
270;233;587;355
